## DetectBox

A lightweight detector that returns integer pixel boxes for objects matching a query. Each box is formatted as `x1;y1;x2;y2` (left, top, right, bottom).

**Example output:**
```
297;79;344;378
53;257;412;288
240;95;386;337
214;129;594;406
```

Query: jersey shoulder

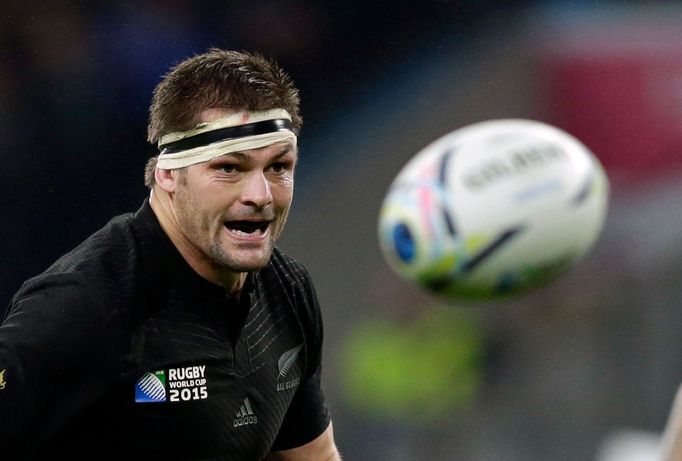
264;248;324;352
268;247;315;288
8;212;141;321
266;248;320;315
43;212;139;279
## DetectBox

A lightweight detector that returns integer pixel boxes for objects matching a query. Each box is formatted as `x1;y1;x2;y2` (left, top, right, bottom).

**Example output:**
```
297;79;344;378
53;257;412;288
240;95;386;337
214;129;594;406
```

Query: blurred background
1;1;681;459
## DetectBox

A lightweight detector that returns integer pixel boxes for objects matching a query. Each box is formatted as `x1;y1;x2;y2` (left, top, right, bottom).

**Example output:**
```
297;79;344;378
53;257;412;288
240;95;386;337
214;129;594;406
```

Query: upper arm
0;277;123;446
265;421;341;461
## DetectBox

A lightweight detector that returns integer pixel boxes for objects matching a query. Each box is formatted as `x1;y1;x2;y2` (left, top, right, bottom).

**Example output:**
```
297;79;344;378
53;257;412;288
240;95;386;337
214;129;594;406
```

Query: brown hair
144;48;302;187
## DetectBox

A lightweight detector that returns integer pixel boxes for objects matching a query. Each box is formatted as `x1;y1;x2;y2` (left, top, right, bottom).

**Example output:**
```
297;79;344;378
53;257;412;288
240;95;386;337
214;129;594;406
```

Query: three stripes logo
233;397;258;427
135;370;167;403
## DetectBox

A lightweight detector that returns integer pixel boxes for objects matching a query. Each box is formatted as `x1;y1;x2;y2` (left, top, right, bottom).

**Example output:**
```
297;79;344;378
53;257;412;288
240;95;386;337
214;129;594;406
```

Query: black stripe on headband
159;118;294;153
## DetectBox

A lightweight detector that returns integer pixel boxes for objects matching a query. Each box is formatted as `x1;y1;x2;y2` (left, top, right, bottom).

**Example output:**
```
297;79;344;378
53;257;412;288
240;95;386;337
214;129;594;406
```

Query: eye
217;164;238;174
268;160;294;176
269;162;292;174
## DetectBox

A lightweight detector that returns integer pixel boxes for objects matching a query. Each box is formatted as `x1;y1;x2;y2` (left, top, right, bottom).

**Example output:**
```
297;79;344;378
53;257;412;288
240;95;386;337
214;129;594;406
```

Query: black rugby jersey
0;200;330;460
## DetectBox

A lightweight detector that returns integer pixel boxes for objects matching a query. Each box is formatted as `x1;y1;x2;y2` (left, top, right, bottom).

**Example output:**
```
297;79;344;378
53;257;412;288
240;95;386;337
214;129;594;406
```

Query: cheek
274;178;294;199
175;186;216;228
274;188;294;212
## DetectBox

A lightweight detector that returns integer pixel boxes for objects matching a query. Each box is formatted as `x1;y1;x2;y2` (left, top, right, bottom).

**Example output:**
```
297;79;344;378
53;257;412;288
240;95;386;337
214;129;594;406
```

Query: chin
224;260;269;273
214;249;273;272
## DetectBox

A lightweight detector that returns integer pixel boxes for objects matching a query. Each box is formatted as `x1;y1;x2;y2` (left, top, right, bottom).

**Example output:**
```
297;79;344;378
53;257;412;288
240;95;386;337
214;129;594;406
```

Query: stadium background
2;1;681;459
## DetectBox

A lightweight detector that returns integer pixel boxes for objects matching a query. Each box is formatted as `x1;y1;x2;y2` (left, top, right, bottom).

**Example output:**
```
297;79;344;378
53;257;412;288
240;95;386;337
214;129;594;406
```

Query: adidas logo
233;397;258;427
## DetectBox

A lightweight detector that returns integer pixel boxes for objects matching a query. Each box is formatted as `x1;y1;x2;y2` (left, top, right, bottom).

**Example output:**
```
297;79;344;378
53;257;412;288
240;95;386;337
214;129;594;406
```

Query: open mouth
224;220;271;237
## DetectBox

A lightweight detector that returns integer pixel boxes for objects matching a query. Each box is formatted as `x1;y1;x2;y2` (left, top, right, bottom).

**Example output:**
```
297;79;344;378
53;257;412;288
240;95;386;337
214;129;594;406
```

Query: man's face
171;137;297;273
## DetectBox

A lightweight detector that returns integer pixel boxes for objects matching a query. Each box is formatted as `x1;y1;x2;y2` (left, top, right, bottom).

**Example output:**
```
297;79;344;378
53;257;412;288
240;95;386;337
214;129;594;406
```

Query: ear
155;168;179;194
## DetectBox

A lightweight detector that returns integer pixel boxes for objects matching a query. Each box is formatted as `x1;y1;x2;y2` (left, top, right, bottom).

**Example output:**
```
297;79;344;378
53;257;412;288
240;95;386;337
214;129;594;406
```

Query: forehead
198;107;239;123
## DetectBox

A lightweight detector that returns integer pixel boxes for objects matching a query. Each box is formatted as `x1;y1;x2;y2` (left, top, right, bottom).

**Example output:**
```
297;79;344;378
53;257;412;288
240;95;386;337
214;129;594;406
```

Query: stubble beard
207;236;274;272
174;187;281;274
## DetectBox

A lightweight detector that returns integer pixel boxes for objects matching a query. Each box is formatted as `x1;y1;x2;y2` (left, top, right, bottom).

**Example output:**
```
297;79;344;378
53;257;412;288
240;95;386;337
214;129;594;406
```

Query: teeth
230;227;264;236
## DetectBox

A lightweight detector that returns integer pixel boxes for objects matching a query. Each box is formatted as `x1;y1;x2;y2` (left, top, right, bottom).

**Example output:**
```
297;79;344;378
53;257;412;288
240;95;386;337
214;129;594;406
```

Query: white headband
156;109;297;170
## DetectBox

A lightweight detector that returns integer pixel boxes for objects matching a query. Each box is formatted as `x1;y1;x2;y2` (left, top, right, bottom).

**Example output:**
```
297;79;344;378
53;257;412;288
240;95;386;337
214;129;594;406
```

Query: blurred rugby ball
377;119;609;301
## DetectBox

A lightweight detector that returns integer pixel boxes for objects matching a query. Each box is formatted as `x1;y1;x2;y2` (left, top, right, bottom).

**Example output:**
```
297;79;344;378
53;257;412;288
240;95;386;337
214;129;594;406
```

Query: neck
148;188;245;295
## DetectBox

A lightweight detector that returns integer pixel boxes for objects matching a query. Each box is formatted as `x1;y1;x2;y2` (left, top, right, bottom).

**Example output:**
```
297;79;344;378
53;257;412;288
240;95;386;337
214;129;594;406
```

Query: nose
241;171;272;208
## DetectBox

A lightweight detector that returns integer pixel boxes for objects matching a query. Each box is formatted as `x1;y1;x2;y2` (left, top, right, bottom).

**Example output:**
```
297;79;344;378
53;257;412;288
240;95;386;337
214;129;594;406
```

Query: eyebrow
269;143;298;158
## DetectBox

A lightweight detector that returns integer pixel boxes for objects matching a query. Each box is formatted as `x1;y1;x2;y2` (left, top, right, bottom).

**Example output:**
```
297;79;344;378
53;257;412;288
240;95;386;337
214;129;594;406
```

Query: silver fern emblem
277;344;303;378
